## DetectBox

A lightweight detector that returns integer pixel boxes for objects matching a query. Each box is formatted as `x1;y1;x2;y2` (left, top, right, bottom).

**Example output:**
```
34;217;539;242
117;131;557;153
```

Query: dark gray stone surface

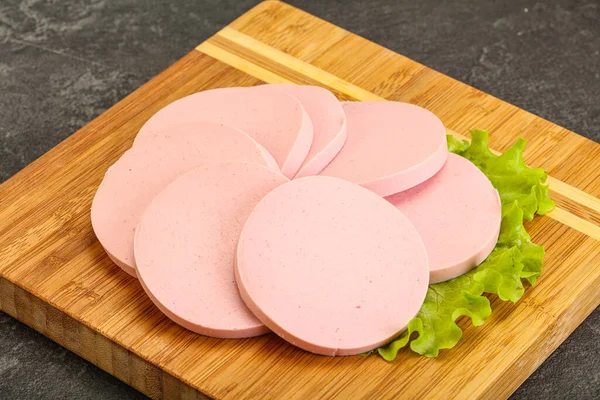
0;0;598;398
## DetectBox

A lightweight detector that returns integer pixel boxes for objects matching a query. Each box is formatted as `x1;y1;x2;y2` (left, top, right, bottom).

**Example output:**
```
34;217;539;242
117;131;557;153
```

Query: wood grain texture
199;23;600;240
0;1;599;399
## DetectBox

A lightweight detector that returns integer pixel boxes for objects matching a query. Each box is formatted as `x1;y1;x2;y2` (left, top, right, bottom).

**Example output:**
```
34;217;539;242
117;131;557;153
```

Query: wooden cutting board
1;1;599;399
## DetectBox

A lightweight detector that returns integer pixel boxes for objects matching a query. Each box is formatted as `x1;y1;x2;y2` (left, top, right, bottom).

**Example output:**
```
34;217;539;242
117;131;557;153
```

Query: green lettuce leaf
376;130;552;360
450;130;555;220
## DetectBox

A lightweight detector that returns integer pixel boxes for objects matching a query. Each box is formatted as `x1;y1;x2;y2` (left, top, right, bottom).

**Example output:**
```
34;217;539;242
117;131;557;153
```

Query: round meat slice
235;176;429;356
134;87;313;179
134;162;288;338
91;122;277;277
252;84;346;178
387;153;501;283
319;101;448;197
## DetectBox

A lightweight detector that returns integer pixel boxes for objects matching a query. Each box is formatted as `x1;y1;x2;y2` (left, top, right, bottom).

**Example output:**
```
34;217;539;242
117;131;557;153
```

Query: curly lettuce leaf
378;272;489;360
450;130;555;220
377;130;552;360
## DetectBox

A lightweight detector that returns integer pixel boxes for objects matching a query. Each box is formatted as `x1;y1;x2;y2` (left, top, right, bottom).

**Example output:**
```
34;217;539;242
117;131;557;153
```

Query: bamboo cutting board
1;1;599;399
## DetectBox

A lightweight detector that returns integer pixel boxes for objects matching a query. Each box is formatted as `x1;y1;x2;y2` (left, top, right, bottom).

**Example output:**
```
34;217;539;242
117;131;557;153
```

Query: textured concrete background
0;0;598;398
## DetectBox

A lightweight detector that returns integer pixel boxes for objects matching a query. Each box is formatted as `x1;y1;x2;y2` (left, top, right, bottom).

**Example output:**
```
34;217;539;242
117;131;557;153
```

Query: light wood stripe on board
196;28;600;241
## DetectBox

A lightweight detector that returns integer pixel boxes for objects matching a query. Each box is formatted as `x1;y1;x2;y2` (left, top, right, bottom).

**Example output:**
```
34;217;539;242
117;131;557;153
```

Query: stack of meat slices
91;84;501;356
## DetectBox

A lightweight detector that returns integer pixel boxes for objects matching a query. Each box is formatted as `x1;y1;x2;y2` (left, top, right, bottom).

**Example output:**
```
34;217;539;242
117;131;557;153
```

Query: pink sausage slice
134;162;288;338
134;87;313;179
319;101;448;197
91;122;276;277
235;176;429;356
387;153;501;283
253;84;347;178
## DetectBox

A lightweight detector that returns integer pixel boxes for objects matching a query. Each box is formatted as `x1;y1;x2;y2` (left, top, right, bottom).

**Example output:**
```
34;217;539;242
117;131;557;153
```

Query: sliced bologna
387;153;501;283
235;176;429;355
253;84;347;178
91;122;277;277
134;87;313;178
134;162;288;338
319;101;448;197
